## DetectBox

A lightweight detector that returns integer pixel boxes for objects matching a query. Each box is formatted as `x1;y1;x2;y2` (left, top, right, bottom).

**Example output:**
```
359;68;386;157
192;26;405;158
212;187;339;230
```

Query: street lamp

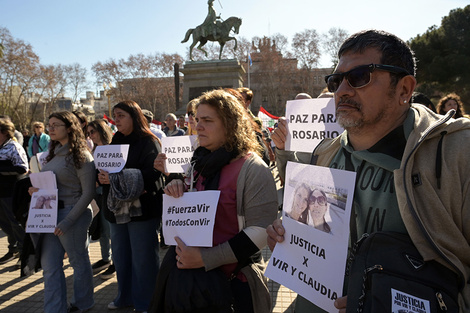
103;82;113;117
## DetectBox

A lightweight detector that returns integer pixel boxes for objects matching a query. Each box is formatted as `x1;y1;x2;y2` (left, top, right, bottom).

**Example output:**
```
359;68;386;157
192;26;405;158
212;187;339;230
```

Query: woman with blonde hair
151;89;278;313
27;121;50;158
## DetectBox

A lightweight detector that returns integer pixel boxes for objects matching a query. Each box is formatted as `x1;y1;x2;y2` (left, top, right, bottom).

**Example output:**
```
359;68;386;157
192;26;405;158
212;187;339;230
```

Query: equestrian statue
181;0;242;61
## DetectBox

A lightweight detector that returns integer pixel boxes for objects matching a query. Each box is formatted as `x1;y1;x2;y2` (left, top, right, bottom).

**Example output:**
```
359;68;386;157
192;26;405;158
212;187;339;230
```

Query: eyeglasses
187;111;195;117
324;63;410;93
87;129;96;136
34;125;43;129
46;124;66;131
309;195;327;206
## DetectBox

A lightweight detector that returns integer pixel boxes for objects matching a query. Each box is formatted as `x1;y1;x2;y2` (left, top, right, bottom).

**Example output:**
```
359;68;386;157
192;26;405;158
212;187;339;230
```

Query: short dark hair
338;30;416;87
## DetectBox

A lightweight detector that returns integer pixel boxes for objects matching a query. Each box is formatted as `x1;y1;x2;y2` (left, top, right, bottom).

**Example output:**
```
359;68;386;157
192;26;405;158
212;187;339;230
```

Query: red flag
103;114;115;125
257;106;279;131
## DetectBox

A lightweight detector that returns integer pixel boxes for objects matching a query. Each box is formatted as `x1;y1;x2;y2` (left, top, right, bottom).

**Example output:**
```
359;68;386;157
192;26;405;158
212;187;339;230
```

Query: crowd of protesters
1;29;470;313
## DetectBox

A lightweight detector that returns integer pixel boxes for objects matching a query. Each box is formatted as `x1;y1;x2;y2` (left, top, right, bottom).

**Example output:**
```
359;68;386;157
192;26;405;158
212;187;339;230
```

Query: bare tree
0;27;41;129
322;27;349;69
291;29;321;70
65;63;89;103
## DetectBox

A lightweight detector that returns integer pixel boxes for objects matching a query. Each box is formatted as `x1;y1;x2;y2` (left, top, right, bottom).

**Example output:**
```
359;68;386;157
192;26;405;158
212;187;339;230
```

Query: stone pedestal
179;59;245;113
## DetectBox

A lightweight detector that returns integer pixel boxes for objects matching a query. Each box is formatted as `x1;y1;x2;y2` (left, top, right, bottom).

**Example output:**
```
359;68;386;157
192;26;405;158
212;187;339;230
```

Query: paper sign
285;98;343;153
265;162;356;312
161;135;198;173
94;144;129;173
162;190;220;247
30;171;57;190
26;189;58;233
36;151;49;170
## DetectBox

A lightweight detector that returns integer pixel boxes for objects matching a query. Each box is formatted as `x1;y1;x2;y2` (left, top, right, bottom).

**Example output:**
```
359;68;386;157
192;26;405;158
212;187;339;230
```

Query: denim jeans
98;205;112;261
110;218;159;311
0;197;25;252
41;206;94;313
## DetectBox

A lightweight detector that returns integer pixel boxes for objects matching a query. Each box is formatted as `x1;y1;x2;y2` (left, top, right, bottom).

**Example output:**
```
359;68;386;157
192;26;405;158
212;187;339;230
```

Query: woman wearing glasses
27;121;50;158
86;119;116;279
29;111;96;313
306;188;331;233
185;98;198;135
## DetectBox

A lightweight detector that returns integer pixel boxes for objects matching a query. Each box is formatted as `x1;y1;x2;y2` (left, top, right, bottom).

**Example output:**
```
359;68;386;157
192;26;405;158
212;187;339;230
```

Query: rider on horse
201;0;222;40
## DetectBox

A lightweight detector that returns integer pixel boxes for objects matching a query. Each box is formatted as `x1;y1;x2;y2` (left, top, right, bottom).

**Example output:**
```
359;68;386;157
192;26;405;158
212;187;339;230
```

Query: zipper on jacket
436;292;447;311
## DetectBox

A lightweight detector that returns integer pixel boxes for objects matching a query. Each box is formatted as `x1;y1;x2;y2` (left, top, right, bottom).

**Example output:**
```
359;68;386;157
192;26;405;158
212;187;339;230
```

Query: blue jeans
99;206;112;261
41;206;94;313
110;218;159;311
0;197;25;252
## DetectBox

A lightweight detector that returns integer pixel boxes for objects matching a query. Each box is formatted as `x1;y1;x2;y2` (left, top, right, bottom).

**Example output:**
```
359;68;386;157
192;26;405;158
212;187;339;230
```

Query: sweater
41;143;96;233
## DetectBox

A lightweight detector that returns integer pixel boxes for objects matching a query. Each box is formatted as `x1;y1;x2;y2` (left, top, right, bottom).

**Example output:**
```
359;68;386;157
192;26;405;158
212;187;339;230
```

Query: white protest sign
265;162;356;312
36;151;49;170
30;171;57;190
285;98;343;153
94;144;129;173
162;190;220;247
26;189;58;233
161;135;198;173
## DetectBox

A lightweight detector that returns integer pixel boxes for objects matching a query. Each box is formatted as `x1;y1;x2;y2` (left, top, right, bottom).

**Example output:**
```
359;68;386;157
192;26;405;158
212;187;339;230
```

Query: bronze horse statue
181;16;242;61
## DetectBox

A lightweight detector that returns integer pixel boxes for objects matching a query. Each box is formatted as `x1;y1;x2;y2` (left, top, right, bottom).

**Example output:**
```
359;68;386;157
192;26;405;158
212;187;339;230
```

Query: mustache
337;98;361;109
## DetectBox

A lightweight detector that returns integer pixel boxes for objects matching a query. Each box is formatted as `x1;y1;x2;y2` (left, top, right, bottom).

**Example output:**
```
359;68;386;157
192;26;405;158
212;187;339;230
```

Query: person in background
29;111;95;313
87;119;116;280
98;101;164;313
177;115;188;133
73;110;94;150
437;92;466;118
27;121;50;158
163;113;185;137
0;115;23;146
411;91;436;113
268;29;470;312
0;119;28;266
142;109;166;140
185;99;198;136
151;89;278;313
21;129;31;157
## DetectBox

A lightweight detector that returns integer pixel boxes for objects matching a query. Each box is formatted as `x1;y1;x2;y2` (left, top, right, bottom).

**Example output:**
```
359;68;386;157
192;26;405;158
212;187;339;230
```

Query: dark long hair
46;111;88;169
88;119;113;150
113;100;160;145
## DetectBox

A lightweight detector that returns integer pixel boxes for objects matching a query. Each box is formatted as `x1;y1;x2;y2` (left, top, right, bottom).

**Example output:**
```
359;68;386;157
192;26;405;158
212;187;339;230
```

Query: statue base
178;59;245;113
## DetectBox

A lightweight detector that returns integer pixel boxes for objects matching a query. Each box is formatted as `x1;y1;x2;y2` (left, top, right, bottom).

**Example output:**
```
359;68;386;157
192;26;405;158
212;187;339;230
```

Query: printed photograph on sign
26;189;58;233
284;180;347;236
265;162;356;312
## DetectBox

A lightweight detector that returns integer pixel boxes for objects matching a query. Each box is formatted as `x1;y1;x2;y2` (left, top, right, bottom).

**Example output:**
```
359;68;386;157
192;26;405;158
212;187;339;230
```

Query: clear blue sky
0;0;467;92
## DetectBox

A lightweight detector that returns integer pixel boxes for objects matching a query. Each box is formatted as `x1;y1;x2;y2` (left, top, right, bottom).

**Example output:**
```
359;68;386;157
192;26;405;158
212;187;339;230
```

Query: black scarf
191;146;239;190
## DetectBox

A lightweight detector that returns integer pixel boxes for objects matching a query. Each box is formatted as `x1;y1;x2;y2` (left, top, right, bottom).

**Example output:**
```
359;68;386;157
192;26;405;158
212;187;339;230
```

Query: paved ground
0;165;297;312
0;229;296;312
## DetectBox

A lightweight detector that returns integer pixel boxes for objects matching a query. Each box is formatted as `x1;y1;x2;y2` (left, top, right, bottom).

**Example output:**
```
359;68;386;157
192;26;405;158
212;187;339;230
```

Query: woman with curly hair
151;89;278;313
437;93;466;118
29;111;95;313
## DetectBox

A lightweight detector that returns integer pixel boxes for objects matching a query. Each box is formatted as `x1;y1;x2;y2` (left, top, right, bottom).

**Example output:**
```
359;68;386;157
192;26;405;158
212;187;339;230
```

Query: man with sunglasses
268;29;470;312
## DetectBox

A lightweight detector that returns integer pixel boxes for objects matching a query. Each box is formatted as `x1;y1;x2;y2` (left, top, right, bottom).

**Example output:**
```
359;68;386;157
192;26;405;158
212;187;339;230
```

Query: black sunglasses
187;111;195;117
324;64;410;93
309;195;327;206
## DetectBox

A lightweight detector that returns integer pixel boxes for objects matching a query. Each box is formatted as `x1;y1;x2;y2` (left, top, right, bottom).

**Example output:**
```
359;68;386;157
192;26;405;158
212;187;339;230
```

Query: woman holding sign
28;111;96;313
151;89;278;313
98;100;164;313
